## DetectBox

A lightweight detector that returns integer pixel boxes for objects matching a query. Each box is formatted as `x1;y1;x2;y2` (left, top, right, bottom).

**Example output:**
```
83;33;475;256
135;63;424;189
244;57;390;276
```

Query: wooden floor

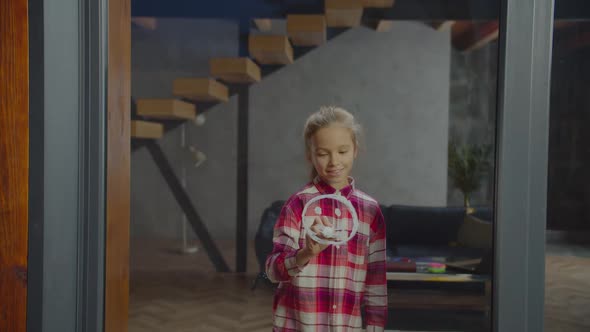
130;238;272;332
130;238;261;275
544;255;590;332
129;271;274;332
129;238;590;332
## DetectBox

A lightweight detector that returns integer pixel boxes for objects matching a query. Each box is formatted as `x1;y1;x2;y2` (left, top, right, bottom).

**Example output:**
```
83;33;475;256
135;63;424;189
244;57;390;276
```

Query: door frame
27;0;109;331
493;0;553;331
27;0;554;331
1;1;29;331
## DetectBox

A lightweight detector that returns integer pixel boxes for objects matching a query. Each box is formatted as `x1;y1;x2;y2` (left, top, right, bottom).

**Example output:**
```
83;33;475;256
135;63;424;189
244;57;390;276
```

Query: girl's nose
329;153;339;165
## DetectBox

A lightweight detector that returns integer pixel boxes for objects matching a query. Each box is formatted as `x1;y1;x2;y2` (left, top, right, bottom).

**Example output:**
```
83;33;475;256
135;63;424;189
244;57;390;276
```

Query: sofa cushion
385;205;494;247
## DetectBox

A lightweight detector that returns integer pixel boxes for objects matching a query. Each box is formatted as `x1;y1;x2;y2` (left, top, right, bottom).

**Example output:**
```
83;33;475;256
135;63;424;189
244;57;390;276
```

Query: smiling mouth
326;169;343;176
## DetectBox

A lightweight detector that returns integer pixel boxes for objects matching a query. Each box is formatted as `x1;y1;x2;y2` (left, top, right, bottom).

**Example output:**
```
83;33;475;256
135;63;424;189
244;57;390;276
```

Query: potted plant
448;142;493;213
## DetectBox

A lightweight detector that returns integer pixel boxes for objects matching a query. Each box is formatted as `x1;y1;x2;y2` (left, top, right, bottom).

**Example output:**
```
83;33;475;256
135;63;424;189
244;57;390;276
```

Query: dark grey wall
447;41;498;207
131;19;452;241
547;38;590;230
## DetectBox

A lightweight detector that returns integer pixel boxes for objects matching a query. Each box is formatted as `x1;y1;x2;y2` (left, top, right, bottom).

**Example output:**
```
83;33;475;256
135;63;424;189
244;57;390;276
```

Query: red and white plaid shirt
266;177;387;331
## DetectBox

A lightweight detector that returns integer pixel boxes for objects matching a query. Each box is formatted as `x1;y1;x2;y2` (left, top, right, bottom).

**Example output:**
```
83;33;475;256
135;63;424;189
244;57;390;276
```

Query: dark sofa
382;204;493;259
253;200;493;287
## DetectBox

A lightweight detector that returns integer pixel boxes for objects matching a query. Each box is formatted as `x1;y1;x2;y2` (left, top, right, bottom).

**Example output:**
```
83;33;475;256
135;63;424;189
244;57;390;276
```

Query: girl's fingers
310;224;321;234
310;222;324;237
306;233;318;245
312;217;326;232
313;216;322;226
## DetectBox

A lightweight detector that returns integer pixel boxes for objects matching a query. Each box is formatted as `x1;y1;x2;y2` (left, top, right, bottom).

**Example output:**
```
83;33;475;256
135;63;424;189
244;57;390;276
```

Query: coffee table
386;271;492;314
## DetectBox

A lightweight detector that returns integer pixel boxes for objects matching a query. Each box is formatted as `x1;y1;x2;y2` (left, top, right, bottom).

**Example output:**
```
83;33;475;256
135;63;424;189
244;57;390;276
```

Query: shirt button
335;245;340;249
332;305;337;309
335;208;341;217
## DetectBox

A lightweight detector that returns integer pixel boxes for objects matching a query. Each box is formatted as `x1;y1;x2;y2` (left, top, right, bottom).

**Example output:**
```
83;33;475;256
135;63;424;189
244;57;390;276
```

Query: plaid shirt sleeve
265;202;307;282
364;208;387;331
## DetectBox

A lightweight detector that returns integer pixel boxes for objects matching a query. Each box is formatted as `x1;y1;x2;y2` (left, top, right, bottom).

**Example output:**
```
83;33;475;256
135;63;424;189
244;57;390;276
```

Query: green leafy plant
448;142;493;209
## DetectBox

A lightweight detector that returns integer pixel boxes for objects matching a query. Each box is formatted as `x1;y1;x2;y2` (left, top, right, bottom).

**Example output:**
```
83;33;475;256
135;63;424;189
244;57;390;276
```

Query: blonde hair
303;106;362;180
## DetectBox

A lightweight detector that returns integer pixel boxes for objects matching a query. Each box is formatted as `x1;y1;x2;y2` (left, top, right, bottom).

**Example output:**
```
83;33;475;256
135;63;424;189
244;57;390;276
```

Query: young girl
266;106;387;331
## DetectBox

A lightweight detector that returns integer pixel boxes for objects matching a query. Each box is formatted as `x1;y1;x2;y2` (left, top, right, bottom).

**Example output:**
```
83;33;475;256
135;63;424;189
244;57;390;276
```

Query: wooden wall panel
105;0;131;330
0;0;29;332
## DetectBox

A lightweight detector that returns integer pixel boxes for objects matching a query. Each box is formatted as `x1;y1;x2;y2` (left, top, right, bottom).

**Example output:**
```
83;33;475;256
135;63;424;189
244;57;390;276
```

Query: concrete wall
131;19;239;240
447;42;498;207
248;22;451;232
131;19;452;241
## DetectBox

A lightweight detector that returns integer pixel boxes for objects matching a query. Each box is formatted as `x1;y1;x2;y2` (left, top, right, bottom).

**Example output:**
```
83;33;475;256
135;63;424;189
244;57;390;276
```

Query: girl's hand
296;216;333;268
306;216;333;256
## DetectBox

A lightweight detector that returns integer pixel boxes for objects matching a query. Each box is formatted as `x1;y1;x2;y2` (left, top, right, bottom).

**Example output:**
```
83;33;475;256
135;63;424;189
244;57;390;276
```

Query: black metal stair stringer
145;140;231;273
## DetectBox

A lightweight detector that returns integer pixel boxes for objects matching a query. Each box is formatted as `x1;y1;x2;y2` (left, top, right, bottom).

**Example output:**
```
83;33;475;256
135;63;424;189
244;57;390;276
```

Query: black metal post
236;85;249;273
145;140;231;273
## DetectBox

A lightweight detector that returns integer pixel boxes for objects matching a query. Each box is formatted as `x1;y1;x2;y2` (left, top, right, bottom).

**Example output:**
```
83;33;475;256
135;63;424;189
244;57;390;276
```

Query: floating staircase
131;120;164;139
136;99;196;120
130;0;504;140
130;0;393;139
210;57;262;84
172;78;230;103
325;0;364;27
287;14;327;46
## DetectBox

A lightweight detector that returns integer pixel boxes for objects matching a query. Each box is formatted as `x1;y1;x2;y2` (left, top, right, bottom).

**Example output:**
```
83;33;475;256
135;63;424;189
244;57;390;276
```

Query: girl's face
308;125;358;190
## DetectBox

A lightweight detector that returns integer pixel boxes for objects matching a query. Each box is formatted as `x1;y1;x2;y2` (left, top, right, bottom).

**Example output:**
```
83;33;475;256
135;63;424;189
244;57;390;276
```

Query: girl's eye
317;153;328;157
339;151;348;154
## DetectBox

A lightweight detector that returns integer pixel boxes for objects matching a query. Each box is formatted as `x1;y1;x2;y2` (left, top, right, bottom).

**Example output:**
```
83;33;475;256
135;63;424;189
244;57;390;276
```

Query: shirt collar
313;176;355;198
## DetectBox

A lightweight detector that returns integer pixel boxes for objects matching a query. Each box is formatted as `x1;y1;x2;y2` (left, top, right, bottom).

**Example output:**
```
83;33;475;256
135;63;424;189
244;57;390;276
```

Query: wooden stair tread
253;18;272;32
173;78;229;102
452;21;499;52
131;120;164;139
431;20;456;31
287;14;327;46
325;0;363;28
132;17;157;30
249;35;294;65
376;20;394;32
136;99;196;120
210;57;261;83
